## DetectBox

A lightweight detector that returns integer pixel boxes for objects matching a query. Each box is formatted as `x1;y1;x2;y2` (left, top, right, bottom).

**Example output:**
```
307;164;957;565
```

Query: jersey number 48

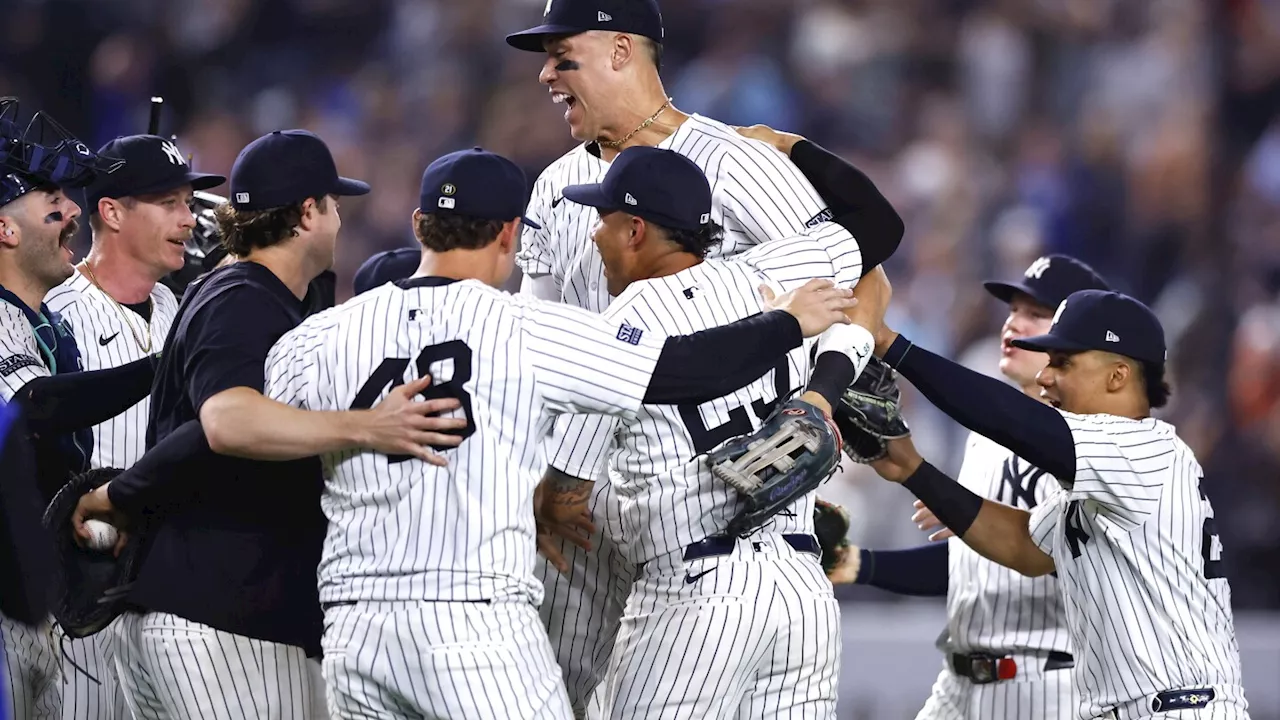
350;340;478;463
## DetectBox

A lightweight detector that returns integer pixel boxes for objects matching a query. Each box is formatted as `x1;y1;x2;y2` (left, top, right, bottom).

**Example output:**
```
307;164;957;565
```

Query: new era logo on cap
1106;331;1120;342
598;11;612;21
625;192;637;206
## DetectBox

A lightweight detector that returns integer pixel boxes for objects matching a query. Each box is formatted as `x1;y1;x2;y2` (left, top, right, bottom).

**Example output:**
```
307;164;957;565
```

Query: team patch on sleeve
0;354;40;377
616;323;644;345
805;208;834;228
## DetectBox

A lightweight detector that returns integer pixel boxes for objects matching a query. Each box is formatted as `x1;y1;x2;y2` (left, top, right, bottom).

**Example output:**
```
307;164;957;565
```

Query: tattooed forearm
544;466;593;506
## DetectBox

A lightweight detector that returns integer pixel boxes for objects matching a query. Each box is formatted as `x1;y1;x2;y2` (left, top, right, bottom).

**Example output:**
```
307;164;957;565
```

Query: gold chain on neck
80;260;153;353
598;98;673;150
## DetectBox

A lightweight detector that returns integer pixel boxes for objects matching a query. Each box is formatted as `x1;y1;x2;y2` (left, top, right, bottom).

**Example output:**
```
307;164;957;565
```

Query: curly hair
215;196;328;257
1140;361;1172;409
661;219;724;260
414;211;506;252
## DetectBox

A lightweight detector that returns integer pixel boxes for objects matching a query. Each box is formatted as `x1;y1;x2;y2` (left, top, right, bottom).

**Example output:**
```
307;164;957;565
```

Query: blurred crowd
4;0;1278;606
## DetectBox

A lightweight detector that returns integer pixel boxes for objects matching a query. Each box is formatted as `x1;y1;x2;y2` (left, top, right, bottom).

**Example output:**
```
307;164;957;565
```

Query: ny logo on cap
160;140;186;166
544;0;553;16
1025;256;1051;280
1105;331;1120;342
624;192;637;206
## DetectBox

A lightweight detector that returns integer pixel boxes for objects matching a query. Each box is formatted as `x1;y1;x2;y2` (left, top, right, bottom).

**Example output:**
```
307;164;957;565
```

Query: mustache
59;218;79;243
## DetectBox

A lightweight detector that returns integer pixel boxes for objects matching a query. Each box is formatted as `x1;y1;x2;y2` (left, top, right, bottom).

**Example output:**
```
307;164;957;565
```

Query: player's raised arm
736;124;904;272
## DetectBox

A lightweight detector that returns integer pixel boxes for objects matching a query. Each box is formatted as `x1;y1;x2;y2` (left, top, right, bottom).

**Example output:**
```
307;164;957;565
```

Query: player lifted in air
504;2;902;712
262;147;860;720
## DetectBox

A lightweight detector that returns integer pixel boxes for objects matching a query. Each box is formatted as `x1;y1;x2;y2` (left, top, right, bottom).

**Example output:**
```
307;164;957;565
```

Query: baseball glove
813;498;851;574
708;397;842;537
832;356;910;463
41;468;145;638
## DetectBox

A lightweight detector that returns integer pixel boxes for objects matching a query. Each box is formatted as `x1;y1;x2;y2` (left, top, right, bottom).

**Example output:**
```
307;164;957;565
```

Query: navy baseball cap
419;148;540;229
984;254;1109;310
353;247;419;295
562;146;710;231
229;130;369;211
85;135;224;214
1012;289;1167;365
506;0;664;52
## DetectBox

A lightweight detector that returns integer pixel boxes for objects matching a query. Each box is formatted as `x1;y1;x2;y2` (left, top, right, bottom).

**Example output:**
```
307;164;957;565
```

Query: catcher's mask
0;97;123;207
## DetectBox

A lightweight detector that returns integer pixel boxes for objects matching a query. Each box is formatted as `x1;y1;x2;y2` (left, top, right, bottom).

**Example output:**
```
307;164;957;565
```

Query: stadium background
4;0;1279;715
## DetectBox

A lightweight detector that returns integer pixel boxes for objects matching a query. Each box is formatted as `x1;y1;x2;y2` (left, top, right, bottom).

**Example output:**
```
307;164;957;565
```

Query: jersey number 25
678;358;790;455
350;340;478;463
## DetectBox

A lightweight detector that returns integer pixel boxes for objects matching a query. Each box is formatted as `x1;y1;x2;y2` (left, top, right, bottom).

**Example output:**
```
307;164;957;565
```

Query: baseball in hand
83;519;119;552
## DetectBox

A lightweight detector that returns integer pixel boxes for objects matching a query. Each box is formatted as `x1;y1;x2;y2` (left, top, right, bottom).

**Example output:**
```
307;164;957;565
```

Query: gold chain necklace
80;260;153;353
598;98;672;150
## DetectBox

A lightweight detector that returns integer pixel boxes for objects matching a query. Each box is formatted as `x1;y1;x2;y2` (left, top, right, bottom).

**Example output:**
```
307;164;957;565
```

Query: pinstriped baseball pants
0;612;60;720
110;611;326;720
322;599;573;720
602;535;840;719
59;625;131;720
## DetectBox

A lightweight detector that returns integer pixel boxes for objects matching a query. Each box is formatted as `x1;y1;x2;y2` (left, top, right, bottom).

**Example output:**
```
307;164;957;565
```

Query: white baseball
83;519;119;552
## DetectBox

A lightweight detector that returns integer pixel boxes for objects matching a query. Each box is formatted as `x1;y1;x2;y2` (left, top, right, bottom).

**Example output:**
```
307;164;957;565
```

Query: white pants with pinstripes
602;534;841;720
915;657;1076;720
321;599;573;720
110;611;326;720
0;612;61;719
536;481;634;720
60;624;132;720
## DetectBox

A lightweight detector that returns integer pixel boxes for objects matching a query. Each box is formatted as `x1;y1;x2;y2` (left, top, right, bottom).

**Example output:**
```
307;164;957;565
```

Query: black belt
321;598;490;611
683;534;820;562
949;650;1074;684
1150;688;1215;714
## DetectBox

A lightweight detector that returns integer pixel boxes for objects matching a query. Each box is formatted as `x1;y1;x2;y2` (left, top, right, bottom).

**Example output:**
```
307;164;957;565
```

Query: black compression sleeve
644;310;803;405
107;420;212;515
790;140;904;269
16;356;157;437
884;336;1077;483
807;352;856;409
856;543;948;596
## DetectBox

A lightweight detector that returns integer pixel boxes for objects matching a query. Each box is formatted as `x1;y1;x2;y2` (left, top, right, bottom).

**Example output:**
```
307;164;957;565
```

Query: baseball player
0;101;168;720
547;141;898;718
505;3;905;710
261;147;859;720
42;133;224;720
70;129;464;720
860;289;1249;720
831;255;1109;720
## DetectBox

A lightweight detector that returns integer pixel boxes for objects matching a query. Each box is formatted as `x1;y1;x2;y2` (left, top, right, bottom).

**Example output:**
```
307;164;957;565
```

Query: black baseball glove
832;356;910;463
708;397;842;537
813;498;851;574
41;468;145;638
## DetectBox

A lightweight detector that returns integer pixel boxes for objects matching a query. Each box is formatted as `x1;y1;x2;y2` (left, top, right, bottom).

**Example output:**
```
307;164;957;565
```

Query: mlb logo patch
616;323;643;345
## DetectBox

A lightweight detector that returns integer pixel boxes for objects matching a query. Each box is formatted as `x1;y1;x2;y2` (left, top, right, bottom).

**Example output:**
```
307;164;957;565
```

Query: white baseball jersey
43;272;177;720
1027;412;1247;720
0;302;52;403
518;113;831;314
553;222;863;564
263;278;665;606
45;272;178;469
948;431;1072;655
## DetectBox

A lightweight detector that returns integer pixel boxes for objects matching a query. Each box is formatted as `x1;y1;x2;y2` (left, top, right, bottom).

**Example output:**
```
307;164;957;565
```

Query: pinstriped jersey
45;271;178;469
0;302;50;402
518;113;831;314
262;279;665;606
946;431;1072;655
1027;413;1246;720
552;223;864;564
